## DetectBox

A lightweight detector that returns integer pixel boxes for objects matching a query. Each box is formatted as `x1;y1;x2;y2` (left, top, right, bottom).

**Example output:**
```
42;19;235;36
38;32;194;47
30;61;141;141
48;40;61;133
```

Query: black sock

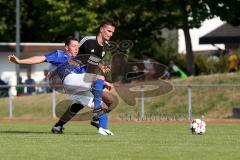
69;103;84;113
54;103;84;127
54;120;66;127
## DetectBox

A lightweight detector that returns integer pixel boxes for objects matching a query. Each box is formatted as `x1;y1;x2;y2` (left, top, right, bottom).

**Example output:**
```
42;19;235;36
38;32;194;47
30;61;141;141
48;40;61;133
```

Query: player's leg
90;91;116;129
98;113;114;135
51;72;98;134
91;102;114;135
91;78;115;135
54;73;113;134
91;74;119;134
90;76;105;130
102;91;114;109
70;91;114;135
92;75;105;109
52;73;89;134
92;75;114;109
80;78;114;135
52;103;84;134
64;73;109;111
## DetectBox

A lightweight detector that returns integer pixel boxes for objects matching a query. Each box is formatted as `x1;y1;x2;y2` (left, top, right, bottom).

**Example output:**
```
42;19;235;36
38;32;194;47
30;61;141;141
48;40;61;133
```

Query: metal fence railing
1;84;240;120
0;84;56;118
120;84;240;120
174;84;240;120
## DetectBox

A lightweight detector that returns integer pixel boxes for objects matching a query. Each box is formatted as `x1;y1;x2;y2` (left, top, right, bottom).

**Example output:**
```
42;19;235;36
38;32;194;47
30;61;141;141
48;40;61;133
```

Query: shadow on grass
0;130;98;136
0;130;51;134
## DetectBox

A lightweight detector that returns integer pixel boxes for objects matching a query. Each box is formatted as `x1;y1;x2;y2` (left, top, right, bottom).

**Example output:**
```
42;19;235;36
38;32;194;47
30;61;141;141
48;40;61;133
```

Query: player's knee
103;92;113;105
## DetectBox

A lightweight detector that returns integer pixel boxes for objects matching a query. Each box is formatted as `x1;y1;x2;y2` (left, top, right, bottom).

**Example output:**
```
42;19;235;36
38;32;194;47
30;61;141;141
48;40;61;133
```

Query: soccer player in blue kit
8;36;114;135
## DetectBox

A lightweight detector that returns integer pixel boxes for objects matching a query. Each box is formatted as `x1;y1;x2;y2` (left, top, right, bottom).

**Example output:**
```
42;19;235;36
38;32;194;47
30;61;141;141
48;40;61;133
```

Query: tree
206;0;240;26
163;0;211;75
0;0;16;41
99;0;212;75
45;0;101;41
0;0;103;42
98;0;172;59
1;0;239;75
21;0;50;42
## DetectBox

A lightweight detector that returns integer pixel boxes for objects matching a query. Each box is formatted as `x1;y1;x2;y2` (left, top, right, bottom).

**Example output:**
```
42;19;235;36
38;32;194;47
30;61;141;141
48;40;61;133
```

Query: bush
194;53;229;75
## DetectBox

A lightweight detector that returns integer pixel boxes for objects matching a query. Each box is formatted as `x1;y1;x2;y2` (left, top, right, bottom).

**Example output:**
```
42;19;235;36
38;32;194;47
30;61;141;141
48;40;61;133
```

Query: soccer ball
190;119;206;134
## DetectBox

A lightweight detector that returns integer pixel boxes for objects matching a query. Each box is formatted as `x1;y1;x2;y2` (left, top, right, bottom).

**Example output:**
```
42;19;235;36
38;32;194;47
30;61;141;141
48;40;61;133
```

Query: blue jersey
44;50;86;80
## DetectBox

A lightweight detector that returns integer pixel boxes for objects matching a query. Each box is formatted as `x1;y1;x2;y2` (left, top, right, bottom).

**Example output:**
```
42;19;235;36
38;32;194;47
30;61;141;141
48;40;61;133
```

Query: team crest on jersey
101;51;105;57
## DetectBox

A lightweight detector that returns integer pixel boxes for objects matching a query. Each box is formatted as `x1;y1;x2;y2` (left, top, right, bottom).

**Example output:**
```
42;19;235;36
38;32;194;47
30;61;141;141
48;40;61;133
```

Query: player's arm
98;63;110;74
8;55;46;64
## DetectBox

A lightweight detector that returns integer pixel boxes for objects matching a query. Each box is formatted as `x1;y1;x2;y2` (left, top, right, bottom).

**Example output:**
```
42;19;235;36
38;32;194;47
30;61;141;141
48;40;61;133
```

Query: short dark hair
99;17;118;28
65;36;79;46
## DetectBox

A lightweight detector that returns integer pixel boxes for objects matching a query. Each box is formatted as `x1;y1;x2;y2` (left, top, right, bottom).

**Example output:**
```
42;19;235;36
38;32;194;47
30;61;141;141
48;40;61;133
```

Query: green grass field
0;122;240;160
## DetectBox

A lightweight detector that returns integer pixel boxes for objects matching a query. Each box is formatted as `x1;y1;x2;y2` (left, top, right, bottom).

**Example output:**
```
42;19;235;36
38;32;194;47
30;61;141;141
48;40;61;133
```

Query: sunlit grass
0;122;240;160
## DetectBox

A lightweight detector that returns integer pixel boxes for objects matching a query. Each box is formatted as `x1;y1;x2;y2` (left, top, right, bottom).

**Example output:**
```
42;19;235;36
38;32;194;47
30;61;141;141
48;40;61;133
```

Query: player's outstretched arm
8;55;46;64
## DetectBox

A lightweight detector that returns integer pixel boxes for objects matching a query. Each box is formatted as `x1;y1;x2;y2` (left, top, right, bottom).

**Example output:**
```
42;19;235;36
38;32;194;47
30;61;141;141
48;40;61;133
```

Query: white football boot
98;127;114;136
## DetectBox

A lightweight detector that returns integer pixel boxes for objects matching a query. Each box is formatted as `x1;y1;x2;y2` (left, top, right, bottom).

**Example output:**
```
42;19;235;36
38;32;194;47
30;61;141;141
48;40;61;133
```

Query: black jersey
78;36;109;73
79;36;109;59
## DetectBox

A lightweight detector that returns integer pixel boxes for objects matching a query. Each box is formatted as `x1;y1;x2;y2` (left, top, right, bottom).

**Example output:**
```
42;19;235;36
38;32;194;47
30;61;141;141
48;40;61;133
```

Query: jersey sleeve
44;50;58;63
44;50;69;64
78;36;96;55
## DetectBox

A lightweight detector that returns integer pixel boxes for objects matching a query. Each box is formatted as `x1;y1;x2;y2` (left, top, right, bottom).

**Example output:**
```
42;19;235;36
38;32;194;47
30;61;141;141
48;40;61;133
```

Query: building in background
0;43;64;95
199;23;240;51
178;17;225;53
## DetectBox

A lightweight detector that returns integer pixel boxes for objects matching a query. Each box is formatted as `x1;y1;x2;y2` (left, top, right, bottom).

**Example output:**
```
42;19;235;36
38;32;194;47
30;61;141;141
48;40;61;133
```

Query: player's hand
102;66;111;74
99;64;110;74
8;55;20;64
98;63;111;74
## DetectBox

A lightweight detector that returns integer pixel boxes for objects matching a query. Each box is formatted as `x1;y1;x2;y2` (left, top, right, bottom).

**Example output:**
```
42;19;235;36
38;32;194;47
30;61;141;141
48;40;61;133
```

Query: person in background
228;48;238;72
24;73;36;95
143;55;156;80
0;78;9;98
39;69;51;93
161;67;171;80
169;60;188;78
16;76;24;96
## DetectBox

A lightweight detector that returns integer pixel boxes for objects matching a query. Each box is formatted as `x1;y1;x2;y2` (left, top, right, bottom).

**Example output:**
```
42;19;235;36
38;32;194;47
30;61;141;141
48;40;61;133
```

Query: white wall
178;17;225;53
0;52;50;95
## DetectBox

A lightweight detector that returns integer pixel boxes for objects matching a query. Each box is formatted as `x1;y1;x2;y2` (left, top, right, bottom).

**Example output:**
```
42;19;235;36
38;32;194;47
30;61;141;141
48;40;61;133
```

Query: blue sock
99;113;108;129
93;79;104;109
